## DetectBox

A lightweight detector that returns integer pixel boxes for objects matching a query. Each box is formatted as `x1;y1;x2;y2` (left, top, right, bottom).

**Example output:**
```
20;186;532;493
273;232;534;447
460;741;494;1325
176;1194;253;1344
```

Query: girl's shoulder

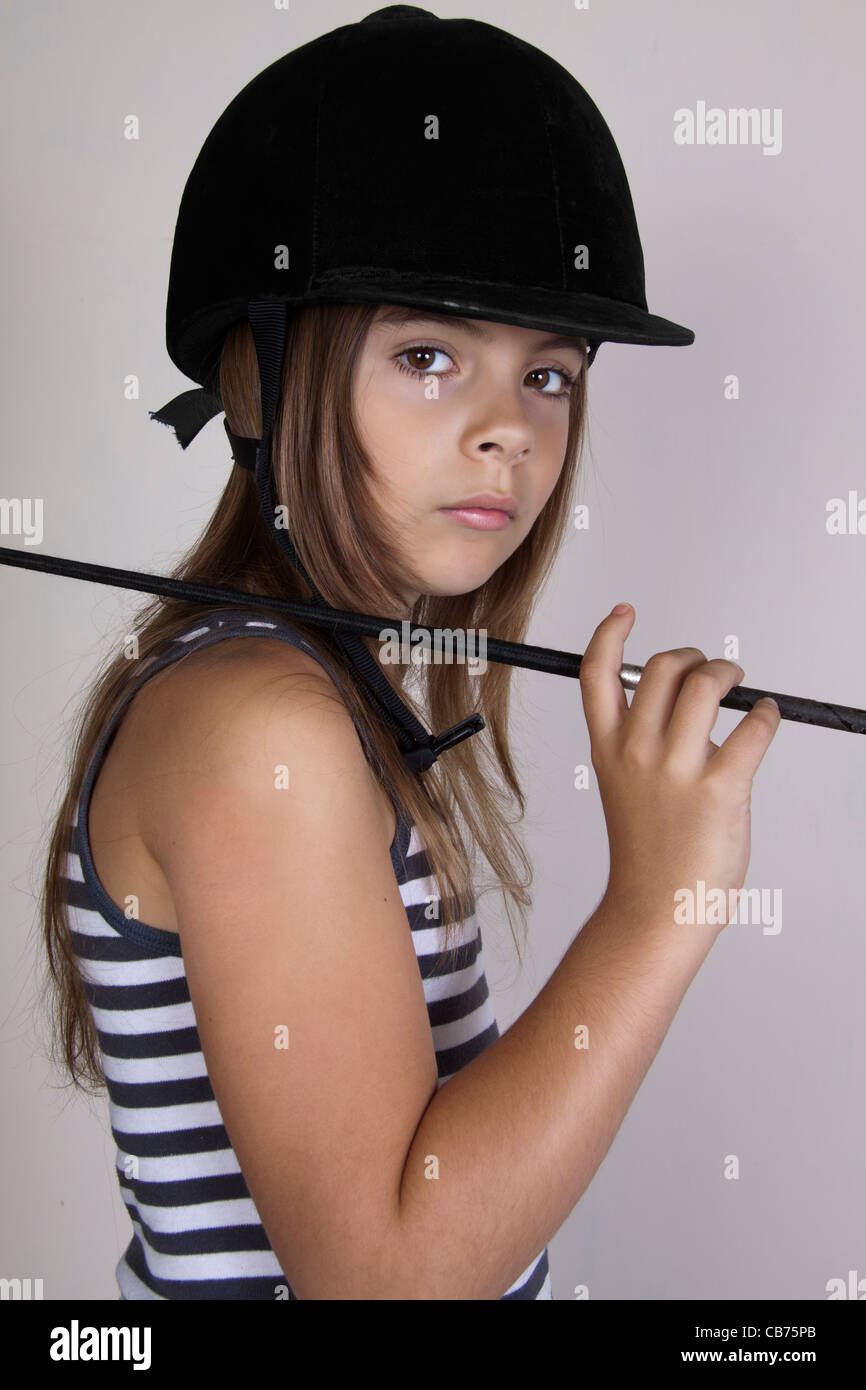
87;630;396;934
127;628;377;819
113;630;346;791
147;626;345;706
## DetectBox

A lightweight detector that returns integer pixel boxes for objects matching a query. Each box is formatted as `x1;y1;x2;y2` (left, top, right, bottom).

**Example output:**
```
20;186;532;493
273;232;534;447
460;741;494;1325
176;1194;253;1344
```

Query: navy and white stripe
62;610;551;1299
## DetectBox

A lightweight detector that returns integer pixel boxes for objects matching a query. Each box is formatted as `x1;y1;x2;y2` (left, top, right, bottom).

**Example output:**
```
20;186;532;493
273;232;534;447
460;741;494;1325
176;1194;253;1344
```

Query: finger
578;603;635;744
626;647;715;742
662;660;748;775
707;696;782;783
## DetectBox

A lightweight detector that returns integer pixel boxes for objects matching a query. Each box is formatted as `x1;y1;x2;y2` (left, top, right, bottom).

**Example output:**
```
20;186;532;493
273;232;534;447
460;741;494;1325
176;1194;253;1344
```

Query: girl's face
353;307;587;612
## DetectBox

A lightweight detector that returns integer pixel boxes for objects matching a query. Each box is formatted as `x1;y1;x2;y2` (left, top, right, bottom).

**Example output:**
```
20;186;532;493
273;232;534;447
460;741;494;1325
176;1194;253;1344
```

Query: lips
446;494;516;518
438;506;513;531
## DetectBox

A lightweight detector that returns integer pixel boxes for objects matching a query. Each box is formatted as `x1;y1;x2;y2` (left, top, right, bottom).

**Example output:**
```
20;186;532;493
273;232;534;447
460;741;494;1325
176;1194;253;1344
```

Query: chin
418;570;498;599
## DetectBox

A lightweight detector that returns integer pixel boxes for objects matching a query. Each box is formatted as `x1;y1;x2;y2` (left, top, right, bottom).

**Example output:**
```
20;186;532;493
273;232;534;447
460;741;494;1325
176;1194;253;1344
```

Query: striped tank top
62;609;552;1300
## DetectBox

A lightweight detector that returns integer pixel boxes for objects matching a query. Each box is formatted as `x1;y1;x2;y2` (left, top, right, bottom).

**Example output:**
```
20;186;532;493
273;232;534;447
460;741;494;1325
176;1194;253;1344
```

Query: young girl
41;6;780;1300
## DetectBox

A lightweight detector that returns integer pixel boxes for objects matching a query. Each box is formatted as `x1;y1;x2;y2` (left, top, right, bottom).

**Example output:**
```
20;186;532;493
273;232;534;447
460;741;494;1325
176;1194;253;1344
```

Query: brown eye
528;367;575;397
406;348;435;370
394;346;453;378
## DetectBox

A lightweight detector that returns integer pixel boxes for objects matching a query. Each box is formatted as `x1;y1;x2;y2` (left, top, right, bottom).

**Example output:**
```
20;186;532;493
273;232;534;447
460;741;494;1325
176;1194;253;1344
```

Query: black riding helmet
151;4;695;773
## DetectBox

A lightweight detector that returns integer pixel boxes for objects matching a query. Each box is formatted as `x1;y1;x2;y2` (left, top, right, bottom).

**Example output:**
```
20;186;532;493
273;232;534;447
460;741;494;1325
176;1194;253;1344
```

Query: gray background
1;0;863;1300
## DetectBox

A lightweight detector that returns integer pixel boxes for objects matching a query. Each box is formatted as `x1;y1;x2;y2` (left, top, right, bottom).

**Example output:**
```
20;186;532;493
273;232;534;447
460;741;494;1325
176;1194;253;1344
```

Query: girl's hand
579;604;781;924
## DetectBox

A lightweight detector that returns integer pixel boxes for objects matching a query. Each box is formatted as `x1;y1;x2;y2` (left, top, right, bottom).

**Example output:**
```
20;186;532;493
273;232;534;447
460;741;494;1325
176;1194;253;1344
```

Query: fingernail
610;603;631;616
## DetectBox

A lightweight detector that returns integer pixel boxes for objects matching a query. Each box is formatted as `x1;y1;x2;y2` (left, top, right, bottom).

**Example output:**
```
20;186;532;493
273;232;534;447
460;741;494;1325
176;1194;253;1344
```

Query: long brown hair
38;302;589;1094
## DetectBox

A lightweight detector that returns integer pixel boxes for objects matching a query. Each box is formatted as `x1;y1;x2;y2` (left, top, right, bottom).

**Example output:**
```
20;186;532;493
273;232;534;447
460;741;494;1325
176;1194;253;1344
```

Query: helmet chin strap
147;305;607;773
238;296;485;775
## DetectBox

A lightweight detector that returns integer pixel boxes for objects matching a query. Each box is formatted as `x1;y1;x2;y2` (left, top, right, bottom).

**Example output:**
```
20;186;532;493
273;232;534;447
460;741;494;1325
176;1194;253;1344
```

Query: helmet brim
304;275;695;349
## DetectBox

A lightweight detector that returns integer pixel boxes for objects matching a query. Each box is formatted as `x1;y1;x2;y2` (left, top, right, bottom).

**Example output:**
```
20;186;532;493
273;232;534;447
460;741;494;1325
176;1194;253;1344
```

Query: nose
478;440;529;461
464;387;535;464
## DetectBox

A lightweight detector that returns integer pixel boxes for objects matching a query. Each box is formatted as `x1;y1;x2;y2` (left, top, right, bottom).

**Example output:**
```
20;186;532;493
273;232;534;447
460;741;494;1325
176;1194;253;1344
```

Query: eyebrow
372;305;588;354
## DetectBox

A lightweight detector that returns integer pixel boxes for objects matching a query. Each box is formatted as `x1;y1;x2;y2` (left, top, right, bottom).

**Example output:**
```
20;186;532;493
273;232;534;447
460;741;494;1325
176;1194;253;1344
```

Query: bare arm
150;605;777;1300
395;896;721;1298
396;598;780;1299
